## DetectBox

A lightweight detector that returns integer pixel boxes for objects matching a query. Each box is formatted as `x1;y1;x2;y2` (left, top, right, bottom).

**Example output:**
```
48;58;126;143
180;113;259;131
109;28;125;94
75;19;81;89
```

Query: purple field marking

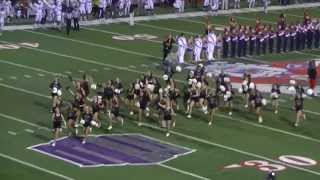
98;136;152;152
28;133;196;167
73;146;126;164
33;143;109;165
120;135;190;155
80;140;150;164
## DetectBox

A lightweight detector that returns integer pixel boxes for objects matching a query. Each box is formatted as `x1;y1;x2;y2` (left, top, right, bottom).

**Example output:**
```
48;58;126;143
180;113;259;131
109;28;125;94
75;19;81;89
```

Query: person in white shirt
0;6;5;36
234;0;240;9
98;0;106;18
118;0;125;16
206;29;217;61
210;0;219;16
193;35;203;62
173;0;184;13
124;0;131;16
144;0;154;15
177;33;187;64
248;0;255;8
85;0;92;18
78;0;86;20
34;0;43;25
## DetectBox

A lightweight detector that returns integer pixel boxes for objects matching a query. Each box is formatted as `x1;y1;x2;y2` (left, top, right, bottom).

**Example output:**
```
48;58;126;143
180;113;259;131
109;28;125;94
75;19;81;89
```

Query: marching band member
193;34;203;62
177;33;187;64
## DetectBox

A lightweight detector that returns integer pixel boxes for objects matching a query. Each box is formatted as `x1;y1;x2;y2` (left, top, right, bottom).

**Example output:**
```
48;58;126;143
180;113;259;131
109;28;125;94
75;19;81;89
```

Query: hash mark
23;74;32;78
8;131;17;136
9;76;17;80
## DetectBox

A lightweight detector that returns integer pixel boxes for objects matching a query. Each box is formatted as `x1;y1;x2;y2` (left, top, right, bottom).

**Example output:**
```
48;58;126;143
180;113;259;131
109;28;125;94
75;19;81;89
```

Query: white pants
177;47;186;63
207;43;215;60
248;0;255;8
194;48;202;62
0;20;4;31
35;12;42;23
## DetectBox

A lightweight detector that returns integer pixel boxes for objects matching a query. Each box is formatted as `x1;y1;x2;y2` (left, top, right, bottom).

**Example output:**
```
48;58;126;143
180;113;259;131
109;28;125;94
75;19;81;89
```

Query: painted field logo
28;134;194;167
185;61;320;84
0;42;39;50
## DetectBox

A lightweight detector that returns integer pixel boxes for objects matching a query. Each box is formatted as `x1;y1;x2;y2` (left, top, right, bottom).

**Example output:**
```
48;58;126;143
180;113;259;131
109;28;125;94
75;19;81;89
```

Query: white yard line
139;122;320;176
23;30;162;61
0;82;51;99
0;153;75;180
158;164;211;180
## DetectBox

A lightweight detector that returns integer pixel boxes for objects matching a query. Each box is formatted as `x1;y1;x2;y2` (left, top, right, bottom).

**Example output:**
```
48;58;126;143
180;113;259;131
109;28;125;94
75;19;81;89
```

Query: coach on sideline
307;60;318;96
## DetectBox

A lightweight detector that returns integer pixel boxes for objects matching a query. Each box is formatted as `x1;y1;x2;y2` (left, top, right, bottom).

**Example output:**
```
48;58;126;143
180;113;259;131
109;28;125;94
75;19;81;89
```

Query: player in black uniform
108;96;124;130
51;107;65;147
270;84;281;114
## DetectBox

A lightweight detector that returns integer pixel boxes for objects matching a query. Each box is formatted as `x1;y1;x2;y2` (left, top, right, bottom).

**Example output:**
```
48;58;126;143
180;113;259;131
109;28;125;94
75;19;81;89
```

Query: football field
1;5;320;180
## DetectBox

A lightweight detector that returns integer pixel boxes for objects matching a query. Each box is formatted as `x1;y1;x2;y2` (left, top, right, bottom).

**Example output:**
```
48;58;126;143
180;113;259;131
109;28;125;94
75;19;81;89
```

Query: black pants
231;42;236;57
73;18;79;31
223;42;229;58
283;37;288;52
296;35;300;51
249;40;254;56
256;39;261;56
276;38;281;53
289;37;294;51
66;19;72;35
269;39;274;53
315;31;320;48
163;48;170;62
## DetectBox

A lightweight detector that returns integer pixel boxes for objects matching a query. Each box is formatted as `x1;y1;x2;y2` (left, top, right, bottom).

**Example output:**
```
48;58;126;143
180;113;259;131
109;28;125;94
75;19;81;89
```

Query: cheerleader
187;81;201;119
137;87;151;126
158;95;173;137
108;96;124;130
126;83;136;115
92;94;105;128
270;84;281;114
103;80;114;112
222;78;233;116
254;90;264;123
80;106;96;144
49;78;62;112
294;92;306;127
67;106;79;136
240;73;251;108
207;90;218;126
51;107;65;147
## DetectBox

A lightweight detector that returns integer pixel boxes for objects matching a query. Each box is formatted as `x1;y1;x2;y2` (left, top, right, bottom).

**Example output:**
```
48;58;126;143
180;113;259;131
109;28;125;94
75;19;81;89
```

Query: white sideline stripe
8;131;17;135
0;113;51;131
23;30;162;60
158;164;211;180
4;3;320;31
90;68;98;72
139;122;320;176
38;73;45;77
64;71;72;74
0;153;75;180
0;83;51;99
